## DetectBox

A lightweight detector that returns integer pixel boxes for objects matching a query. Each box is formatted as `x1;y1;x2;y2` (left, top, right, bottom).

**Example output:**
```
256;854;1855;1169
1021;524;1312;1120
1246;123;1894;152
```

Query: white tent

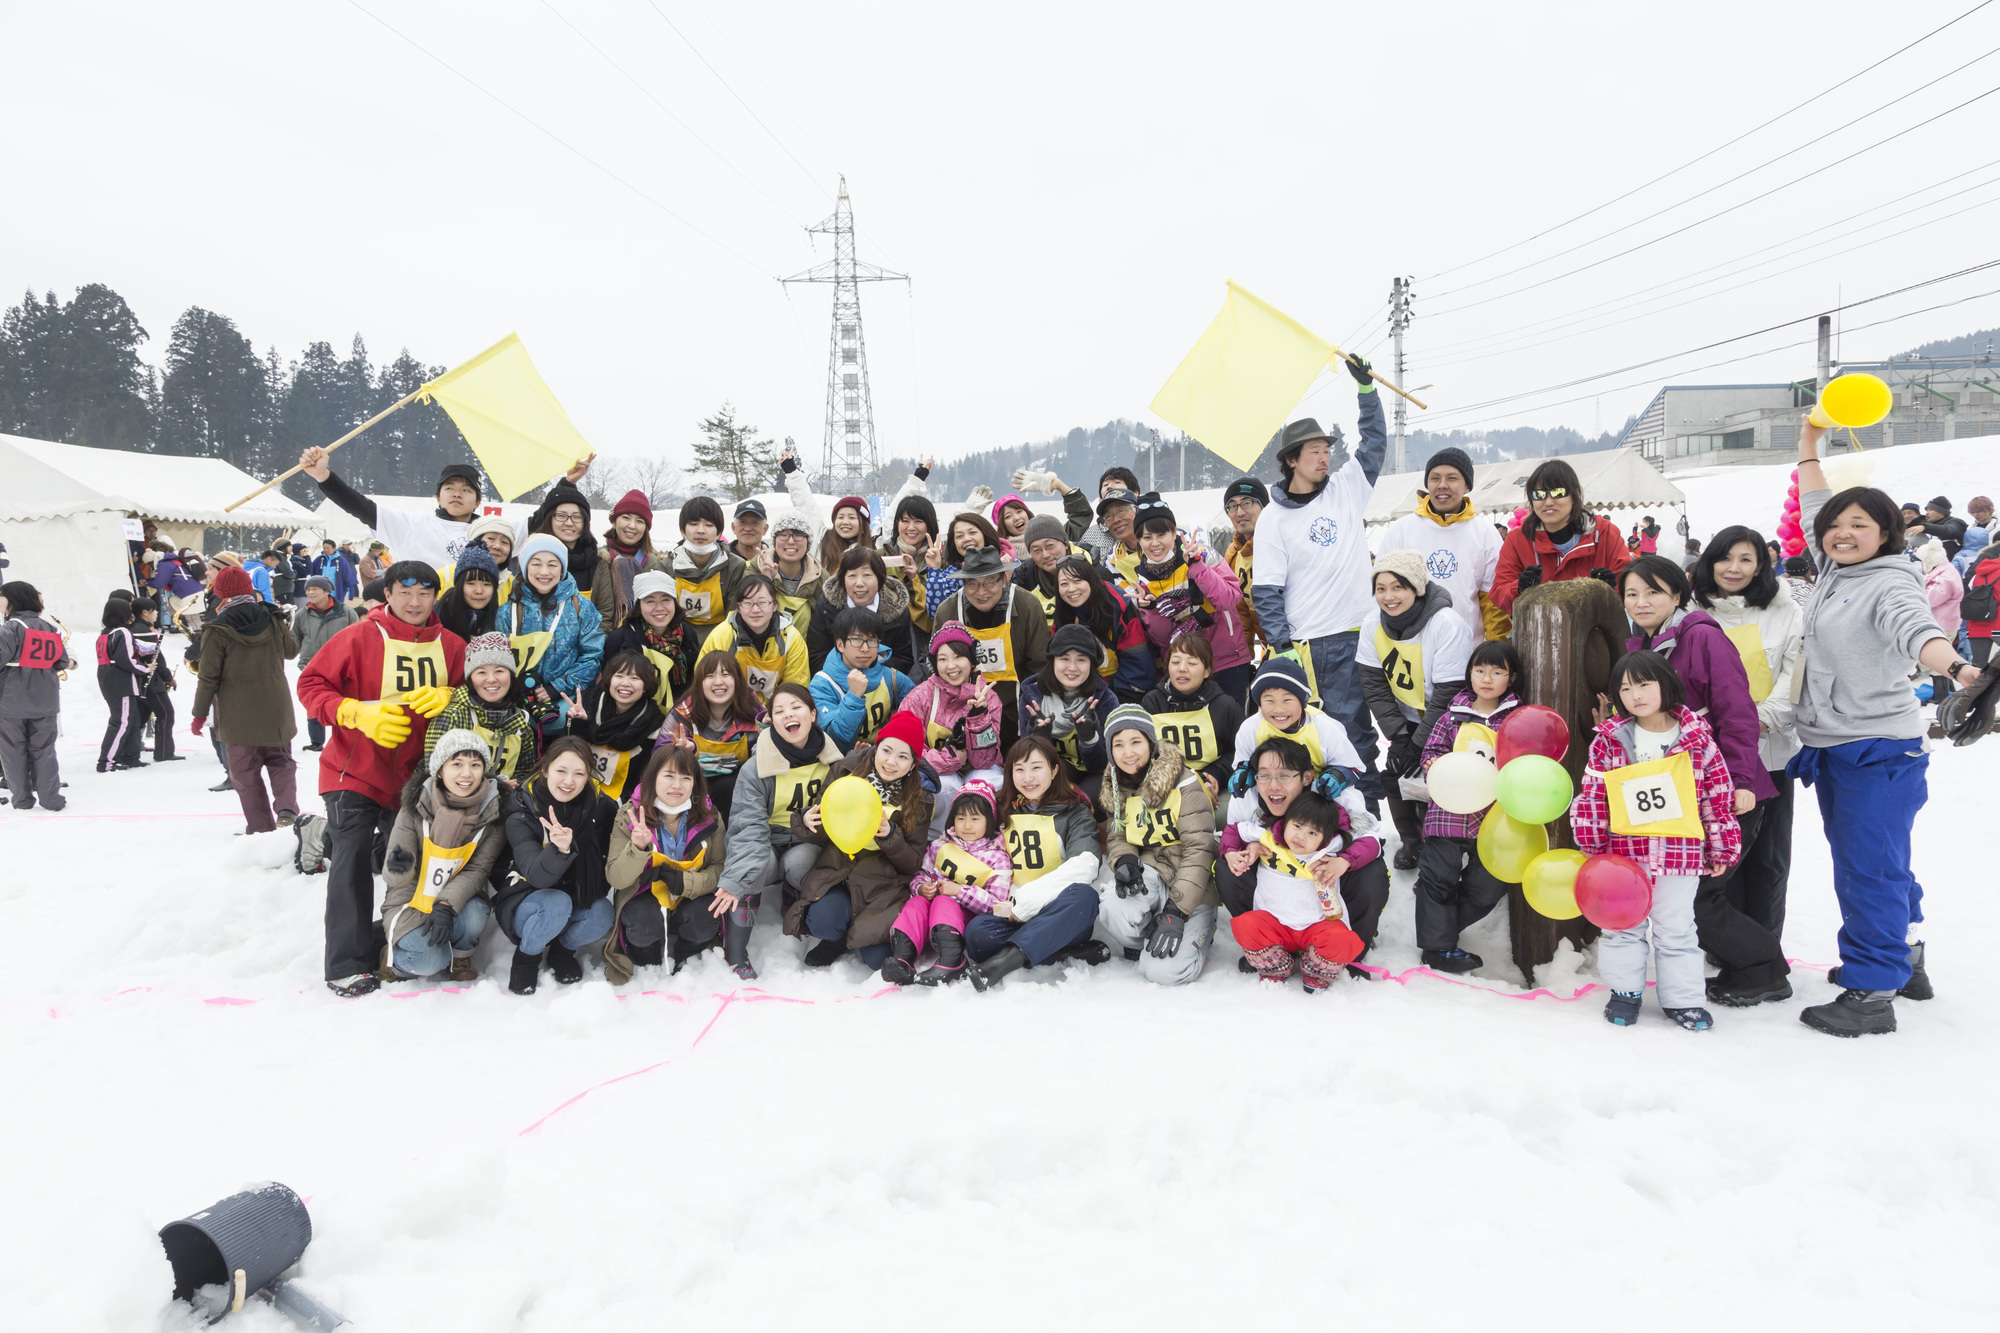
0;434;318;627
1365;449;1686;527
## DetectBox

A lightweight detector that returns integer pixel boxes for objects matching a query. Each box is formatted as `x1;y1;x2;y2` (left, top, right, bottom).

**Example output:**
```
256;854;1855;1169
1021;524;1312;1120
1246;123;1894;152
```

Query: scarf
529;781;608;903
1380;586;1428;640
577;685;666;752
426;776;493;851
731;607;778;656
771;720;827;770
1541;515;1582;547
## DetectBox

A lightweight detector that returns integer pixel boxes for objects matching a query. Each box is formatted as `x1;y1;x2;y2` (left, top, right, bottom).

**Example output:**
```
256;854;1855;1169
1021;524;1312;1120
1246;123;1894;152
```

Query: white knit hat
632;570;676;603
427;727;491;778
1373;548;1429;596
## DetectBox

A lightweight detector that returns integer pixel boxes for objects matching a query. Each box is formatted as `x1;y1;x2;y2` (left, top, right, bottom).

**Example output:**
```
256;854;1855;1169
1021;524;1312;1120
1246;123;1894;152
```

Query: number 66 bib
1604;751;1702;839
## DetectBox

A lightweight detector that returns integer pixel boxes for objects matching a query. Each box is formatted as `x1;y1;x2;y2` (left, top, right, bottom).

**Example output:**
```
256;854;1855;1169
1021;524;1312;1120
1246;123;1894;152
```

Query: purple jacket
1419;691;1523;840
1628;606;1776;802
148;556;202;601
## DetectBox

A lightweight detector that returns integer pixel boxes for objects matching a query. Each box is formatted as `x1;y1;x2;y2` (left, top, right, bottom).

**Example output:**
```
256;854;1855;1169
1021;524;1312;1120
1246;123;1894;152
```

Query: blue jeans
1791;739;1928;991
964;883;1098;966
803;887;891;968
1301;630;1382;800
515;890;614;956
392;898;491;977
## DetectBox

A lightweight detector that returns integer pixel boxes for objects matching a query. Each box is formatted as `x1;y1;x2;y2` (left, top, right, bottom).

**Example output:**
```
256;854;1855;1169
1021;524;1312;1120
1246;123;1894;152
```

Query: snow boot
1827;941;1932;1000
1053;939;1111;966
723;899;758;981
1604;990;1642;1026
276;809;297;828
1662;1006;1714;1031
669;933;712;975
327;973;379;998
208;777;233;792
376;946;411;984
1298;946;1344;992
508;947;541;996
547;942;583;985
803;938;848;968
1237;955;1257;975
1800;988;1897;1037
1243;943;1295;984
918;925;968;985
1123;946;1142;962
880;931;921;986
447;953;478;984
1421;947;1482;974
1706;975;1792;1007
969;944;1029;992
1393;839;1421;872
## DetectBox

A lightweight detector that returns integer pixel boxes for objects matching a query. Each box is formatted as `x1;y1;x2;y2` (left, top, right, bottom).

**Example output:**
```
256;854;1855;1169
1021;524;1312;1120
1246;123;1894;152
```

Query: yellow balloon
1475;809;1548;883
1521;848;1587;920
820;775;883;856
1809;373;1892;430
1452;722;1497;763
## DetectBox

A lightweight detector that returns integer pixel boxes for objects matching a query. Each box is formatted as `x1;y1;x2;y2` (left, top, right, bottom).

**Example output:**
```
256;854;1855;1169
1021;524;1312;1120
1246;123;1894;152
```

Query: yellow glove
336;698;412;749
403;684;452;719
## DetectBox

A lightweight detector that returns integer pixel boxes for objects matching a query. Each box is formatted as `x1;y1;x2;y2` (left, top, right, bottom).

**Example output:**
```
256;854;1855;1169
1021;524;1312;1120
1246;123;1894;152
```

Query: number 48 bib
1604;751;1702;839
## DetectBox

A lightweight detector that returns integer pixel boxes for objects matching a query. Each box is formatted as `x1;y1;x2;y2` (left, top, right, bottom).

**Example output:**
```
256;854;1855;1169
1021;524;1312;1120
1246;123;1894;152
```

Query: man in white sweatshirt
1376;446;1507;642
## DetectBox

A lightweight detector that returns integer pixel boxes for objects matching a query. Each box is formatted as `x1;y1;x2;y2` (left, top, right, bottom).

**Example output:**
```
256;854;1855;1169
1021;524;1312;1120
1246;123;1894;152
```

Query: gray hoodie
1795;487;1950;747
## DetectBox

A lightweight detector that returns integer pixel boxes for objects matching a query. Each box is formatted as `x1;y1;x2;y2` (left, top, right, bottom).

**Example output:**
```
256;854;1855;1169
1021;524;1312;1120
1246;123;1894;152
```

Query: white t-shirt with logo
1376;507;1504;639
1250;457;1375;641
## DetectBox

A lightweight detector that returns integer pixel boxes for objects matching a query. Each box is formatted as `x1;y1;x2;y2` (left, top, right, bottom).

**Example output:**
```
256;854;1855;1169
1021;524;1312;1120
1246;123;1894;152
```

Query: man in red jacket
298;561;467;996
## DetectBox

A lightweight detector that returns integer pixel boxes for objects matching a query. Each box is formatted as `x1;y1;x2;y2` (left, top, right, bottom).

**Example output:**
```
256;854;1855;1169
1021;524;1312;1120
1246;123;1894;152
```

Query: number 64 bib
1604;751;1702;839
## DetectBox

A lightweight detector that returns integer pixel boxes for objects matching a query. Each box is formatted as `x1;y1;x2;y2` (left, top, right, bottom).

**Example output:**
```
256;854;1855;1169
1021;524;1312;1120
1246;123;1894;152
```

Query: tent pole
224;389;424;513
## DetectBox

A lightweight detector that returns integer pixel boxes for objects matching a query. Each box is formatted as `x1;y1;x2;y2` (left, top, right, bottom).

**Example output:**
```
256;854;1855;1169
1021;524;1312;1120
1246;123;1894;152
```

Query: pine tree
157;306;272;465
0;285;152;446
691;402;777;501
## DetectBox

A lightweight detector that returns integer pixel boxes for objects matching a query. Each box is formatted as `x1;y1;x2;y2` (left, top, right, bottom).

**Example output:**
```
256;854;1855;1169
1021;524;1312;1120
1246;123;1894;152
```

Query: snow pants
97;676;142;770
1414;835;1509;952
1597;873;1702;1008
1726;770;1792;941
1096;865;1217;985
1693;804;1790;988
1220;853;1389;950
139;688;176;759
1791;738;1929;992
964;883;1098;966
803;887;893;969
391;898;491;978
324;789;397;982
1300;630;1382;802
892;893;967;947
928;766;1003;838
226;743;298;834
0;714;62;810
1229;910;1363;988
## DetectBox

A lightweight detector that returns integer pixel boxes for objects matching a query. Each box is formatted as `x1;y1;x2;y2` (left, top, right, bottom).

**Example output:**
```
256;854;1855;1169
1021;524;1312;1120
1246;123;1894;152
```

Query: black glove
780;452;798;474
1590;566;1619;589
1147;903;1188;959
1945;667;2000;745
418;902;456;948
1344;353;1374;387
385;845;415;875
1114;854;1146;898
1515;566;1542;592
913;462;930;480
1386;737;1422;779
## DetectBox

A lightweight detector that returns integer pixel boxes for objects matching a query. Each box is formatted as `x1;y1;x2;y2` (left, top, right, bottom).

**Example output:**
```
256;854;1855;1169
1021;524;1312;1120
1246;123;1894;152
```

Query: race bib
1722;623;1774;703
1004;812;1064;884
1605;751;1702;839
970;635;1008;676
1121;791;1182;848
1453;722;1497;763
587;743;635;797
744;663;780;698
17;627;63;670
770;763;830;827
932;845;995;888
1153;708;1215;766
412;835;477;913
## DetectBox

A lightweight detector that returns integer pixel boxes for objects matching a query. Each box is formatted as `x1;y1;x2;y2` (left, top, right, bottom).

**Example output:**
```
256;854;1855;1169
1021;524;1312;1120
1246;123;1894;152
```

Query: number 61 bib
1604;751;1702;839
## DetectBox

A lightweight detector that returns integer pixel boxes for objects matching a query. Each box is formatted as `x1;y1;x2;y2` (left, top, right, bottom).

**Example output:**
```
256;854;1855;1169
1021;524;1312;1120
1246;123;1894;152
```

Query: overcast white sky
5;0;1998;470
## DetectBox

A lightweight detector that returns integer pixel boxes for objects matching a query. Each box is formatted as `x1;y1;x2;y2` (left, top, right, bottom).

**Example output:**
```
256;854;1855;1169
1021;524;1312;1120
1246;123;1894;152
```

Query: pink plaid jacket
1570;707;1742;877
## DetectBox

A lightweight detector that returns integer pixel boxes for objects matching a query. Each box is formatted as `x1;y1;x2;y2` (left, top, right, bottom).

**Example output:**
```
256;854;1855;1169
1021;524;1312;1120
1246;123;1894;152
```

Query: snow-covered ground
5;639;1998;1332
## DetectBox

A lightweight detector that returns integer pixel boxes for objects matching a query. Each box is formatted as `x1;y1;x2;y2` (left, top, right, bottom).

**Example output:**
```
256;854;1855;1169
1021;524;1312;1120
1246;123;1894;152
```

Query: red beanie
213;566;254;600
833;496;870;522
611;489;653;527
872;709;926;759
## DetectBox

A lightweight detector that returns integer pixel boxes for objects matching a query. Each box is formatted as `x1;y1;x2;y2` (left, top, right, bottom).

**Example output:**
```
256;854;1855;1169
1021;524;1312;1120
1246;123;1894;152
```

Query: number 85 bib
1604;751;1702;839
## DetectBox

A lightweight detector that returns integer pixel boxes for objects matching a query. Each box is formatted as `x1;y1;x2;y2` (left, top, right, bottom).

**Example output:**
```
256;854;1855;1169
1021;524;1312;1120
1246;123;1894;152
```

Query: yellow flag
1149;281;1336;470
420;334;592;501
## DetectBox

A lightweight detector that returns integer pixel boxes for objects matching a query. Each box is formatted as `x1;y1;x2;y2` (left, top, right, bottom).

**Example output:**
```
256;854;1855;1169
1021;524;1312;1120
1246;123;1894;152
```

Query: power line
685;0;839;179
537;0;808;229
1419;259;2000;420
1419;0;1994;284
1428;41;2000;304
1425;80;2000;321
346;0;775;278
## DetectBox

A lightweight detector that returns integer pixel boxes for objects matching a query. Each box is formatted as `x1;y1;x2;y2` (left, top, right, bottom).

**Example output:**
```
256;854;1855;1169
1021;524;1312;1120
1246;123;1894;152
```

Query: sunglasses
395;576;435;589
1530;488;1570;502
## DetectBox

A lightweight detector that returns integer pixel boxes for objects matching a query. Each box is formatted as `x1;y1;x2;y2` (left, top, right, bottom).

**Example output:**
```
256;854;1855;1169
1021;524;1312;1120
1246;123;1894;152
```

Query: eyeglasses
1530;488;1570;502
1254;770;1303;787
1225;498;1262;515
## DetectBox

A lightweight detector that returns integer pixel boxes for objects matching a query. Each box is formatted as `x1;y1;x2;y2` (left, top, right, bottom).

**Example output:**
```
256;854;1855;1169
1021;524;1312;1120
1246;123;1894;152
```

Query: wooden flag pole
1331;349;1427;411
224;387;427;513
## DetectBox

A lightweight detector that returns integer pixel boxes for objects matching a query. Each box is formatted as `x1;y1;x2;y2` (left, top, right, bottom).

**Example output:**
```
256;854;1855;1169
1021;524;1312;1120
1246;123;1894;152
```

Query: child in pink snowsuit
884;779;1012;986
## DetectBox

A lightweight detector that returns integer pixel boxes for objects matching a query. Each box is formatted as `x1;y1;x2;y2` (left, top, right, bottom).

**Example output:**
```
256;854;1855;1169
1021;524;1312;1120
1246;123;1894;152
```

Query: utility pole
1147;428;1158;492
1389;277;1414;473
782;177;909;489
1817;314;1833;394
1180;433;1186;492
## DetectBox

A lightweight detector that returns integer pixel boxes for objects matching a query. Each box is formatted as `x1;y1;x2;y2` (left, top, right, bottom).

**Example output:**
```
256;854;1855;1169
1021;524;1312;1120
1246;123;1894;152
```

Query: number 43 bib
1605;751;1702;839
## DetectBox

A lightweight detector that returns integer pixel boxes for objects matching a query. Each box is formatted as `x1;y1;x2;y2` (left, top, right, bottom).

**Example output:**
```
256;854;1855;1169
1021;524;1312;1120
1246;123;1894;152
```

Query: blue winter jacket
246;561;275;604
809;649;913;748
312;552;359;604
505;575;605;699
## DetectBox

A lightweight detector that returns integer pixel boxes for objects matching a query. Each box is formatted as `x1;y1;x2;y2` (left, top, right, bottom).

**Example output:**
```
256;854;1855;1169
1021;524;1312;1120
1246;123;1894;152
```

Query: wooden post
1506;576;1629;983
224;387;425;513
1331;348;1427;410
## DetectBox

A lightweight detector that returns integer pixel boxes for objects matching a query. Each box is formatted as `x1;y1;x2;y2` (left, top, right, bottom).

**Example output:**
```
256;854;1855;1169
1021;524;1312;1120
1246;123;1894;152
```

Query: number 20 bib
1604;751;1702;839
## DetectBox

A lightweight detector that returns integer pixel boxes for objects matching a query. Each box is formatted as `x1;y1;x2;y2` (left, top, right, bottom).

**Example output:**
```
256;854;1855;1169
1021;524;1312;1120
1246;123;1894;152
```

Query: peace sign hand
540;810;574;854
628;805;651;849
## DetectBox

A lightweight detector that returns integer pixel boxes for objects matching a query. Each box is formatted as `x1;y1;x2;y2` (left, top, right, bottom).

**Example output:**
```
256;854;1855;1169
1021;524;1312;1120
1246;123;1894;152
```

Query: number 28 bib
1604;751;1702;839
1004;812;1063;884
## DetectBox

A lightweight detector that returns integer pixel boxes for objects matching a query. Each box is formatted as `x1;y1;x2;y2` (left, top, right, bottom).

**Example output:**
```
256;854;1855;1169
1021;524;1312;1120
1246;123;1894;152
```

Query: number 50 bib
1605;751;1702;839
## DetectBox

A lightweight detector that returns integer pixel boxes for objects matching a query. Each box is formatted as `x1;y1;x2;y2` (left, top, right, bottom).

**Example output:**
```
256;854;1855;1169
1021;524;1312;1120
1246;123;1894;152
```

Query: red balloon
1496;704;1571;767
1574;853;1653;930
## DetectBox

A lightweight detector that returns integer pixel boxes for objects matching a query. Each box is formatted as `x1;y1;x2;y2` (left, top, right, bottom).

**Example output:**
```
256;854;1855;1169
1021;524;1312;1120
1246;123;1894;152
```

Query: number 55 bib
1604;751;1702;839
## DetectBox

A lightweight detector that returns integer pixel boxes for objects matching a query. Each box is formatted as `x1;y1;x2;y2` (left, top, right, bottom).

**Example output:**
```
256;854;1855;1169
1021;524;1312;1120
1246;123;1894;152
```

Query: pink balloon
1496;704;1571;767
1784;536;1807;556
1575;854;1653;930
1510;507;1526;529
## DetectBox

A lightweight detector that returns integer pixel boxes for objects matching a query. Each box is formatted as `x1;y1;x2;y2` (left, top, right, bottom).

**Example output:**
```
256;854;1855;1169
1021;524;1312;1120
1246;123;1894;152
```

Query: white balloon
1427;751;1498;815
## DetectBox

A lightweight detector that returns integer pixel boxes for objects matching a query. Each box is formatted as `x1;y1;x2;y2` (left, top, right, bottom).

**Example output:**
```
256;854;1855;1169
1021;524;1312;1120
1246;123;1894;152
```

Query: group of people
2;357;1985;1039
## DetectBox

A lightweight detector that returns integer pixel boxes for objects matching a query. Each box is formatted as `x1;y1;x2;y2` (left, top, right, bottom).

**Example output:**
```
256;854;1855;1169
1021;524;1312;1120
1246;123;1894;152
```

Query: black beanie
1424;447;1475;489
1224;476;1270;507
1927;495;1952;516
437;462;483;495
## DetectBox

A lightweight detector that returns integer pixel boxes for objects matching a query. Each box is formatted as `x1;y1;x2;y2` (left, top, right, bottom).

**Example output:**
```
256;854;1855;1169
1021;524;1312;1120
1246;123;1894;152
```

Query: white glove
1011;467;1057;495
966;485;993;509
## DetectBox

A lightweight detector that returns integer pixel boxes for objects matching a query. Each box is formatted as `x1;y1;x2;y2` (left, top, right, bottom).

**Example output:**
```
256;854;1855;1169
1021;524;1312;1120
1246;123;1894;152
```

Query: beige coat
1100;743;1219;914
601;800;728;984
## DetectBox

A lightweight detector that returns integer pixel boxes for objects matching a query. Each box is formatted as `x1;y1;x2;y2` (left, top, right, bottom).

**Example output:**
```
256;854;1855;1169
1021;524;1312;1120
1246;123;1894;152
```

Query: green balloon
1494;754;1574;825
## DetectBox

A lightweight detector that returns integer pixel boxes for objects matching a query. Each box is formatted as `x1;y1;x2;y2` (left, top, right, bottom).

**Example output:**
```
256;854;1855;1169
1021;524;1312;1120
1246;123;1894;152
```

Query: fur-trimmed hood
1099;740;1189;813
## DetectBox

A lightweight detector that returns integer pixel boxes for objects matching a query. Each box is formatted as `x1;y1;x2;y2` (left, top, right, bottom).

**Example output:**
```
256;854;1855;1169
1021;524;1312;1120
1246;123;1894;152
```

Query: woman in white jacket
1690;525;1803;978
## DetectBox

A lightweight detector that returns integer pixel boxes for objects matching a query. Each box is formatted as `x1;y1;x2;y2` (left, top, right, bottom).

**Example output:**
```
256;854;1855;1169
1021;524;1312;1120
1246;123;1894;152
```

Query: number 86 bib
1604;751;1702;839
